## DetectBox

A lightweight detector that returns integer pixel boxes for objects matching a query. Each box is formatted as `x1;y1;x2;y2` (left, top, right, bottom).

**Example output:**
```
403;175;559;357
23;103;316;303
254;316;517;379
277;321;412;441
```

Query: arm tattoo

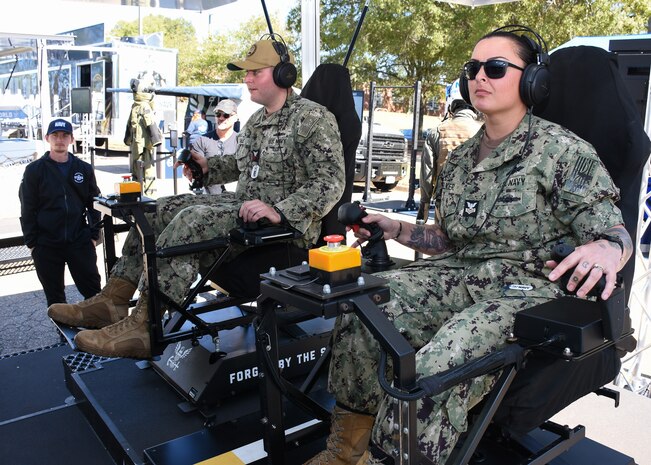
406;224;451;255
604;225;633;267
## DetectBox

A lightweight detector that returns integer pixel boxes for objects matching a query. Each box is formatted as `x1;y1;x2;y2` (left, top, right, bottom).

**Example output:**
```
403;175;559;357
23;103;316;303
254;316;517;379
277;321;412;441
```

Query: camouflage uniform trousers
328;260;552;463
111;192;244;305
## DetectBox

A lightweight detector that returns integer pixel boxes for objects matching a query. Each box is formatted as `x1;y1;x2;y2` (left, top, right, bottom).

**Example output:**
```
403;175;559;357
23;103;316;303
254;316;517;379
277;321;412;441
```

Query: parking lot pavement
0;267;84;356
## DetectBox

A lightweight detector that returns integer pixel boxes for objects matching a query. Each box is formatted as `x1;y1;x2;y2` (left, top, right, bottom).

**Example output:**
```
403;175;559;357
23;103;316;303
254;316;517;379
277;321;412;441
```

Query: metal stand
93;196;238;357
254;267;419;465
93;195;308;361
363;80;421;212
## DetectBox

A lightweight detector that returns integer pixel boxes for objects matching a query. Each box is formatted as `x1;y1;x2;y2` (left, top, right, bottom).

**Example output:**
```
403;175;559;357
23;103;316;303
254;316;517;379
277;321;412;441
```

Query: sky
0;0;294;40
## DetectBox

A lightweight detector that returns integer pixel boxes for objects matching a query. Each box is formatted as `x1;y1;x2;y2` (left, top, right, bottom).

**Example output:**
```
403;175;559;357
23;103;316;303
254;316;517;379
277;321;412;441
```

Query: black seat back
492;45;650;434
534;45;651;301
301;64;362;245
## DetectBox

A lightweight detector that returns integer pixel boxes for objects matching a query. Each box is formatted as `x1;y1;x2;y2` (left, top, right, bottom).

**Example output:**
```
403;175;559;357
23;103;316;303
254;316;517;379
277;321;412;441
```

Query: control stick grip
177;148;204;190
551;242;606;298
337;202;384;242
337;202;393;269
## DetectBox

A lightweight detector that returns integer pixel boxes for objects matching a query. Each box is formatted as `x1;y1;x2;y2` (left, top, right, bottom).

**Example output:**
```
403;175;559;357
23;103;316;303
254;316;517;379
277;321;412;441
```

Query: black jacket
19;152;101;248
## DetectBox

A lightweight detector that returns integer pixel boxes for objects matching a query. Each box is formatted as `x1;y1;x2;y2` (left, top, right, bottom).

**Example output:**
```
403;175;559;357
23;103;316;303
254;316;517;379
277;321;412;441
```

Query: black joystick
338;201;393;269
177;148;204;190
551;241;606;298
236;217;262;231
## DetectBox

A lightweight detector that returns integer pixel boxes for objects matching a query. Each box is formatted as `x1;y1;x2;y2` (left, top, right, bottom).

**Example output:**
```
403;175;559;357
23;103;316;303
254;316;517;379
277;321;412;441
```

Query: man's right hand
174;149;209;181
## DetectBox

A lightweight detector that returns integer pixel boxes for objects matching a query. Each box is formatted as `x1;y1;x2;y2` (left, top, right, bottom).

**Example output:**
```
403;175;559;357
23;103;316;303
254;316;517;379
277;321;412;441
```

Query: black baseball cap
46;119;73;135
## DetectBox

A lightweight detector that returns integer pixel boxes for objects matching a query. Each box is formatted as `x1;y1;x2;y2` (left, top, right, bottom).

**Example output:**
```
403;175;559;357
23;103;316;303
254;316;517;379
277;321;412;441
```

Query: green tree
289;0;650;116
109;15;199;85
190;14;295;85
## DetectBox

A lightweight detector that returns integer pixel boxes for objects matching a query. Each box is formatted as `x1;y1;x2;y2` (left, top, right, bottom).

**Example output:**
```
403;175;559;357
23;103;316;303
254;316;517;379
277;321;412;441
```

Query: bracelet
595;232;624;254
393;221;403;240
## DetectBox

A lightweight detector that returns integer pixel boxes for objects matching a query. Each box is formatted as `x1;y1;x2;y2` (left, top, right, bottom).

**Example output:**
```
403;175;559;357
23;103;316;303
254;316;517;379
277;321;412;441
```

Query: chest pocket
488;181;541;244
258;133;289;186
440;186;462;218
490;187;537;218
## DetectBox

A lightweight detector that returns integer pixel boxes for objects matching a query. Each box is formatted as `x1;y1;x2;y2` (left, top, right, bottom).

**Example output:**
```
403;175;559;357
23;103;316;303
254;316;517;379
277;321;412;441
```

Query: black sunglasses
463;59;525;80
215;111;231;118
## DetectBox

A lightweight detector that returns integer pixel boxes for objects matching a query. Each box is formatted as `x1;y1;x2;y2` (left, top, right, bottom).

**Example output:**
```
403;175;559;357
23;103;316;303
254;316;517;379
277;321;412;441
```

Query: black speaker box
514;297;606;355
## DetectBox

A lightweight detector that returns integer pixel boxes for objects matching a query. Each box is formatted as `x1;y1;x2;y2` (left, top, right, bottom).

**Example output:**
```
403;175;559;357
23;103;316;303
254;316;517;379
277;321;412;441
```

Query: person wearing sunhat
19;118;102;307
50;38;345;360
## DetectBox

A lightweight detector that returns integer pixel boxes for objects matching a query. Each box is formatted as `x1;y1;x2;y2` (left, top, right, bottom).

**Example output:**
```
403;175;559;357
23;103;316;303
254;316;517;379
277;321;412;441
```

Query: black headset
459;25;550;108
266;33;297;89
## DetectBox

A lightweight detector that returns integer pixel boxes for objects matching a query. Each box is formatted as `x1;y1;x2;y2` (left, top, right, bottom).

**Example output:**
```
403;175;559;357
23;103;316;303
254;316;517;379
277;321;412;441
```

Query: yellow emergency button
309;235;362;286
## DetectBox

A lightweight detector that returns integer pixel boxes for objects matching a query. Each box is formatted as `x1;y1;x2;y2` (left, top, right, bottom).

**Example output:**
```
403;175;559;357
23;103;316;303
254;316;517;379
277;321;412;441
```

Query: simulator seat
137;64;363;414
152;62;362;340
153;62;362;343
252;200;636;465
251;45;650;465
380;45;649;465
374;45;649;465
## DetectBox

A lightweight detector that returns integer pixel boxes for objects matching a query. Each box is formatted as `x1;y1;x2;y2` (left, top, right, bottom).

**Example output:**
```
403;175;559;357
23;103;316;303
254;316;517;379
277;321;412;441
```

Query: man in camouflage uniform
418;98;482;221
307;113;631;464
48;39;345;360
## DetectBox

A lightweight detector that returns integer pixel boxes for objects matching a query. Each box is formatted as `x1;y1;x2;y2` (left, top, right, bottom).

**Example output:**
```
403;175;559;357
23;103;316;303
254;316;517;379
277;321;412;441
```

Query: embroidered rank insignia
463;200;478;219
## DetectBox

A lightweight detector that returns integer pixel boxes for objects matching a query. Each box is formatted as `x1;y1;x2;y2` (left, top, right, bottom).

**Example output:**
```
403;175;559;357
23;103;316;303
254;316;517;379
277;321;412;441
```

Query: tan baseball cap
227;39;295;71
215;99;238;115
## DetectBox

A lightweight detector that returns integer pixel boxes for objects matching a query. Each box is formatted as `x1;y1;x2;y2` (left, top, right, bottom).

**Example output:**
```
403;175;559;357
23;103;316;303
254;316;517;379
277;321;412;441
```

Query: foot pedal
51;320;82;350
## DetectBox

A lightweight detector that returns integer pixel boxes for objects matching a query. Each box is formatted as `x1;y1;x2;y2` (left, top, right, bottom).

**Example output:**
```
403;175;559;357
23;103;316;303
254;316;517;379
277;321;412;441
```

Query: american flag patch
564;155;597;197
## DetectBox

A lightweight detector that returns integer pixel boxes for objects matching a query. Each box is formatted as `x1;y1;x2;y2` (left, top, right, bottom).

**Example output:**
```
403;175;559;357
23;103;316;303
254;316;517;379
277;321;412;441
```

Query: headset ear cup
520;64;551;107
273;61;297;89
459;73;471;105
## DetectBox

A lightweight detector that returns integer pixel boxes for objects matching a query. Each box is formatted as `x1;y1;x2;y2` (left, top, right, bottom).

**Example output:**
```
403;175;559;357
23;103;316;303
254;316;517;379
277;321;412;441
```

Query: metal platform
62;343;332;465
0;244;33;276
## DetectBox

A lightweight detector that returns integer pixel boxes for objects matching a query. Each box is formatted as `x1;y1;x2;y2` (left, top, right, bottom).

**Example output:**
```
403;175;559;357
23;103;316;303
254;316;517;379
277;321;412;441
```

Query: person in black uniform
19;119;102;306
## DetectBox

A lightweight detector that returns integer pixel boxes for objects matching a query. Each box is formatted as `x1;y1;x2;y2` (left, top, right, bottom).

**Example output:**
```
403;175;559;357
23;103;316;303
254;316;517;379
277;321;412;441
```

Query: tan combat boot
74;293;152;359
356;451;385;464
304;406;375;465
47;277;136;328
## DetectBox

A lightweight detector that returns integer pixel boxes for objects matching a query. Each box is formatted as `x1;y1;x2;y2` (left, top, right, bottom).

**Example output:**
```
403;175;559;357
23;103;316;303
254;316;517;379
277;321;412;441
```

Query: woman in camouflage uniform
307;27;633;465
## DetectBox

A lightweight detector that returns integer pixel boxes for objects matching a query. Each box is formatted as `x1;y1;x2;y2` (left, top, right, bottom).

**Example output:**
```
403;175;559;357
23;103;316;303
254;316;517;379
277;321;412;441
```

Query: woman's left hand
547;240;622;300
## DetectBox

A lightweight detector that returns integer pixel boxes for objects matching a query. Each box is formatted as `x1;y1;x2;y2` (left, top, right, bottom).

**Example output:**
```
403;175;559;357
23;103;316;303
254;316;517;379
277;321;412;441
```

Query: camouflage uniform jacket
432;113;623;301
205;92;345;246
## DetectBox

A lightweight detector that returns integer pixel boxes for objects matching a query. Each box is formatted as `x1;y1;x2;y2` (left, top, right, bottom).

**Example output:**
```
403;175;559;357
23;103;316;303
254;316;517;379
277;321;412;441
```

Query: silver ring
592;264;605;272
